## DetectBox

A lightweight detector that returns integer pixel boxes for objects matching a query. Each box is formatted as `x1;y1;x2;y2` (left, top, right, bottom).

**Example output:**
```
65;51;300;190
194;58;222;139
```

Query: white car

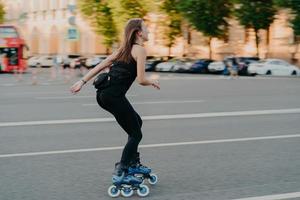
27;56;40;67
155;58;192;72
86;55;106;68
208;61;225;73
27;55;54;67
248;59;300;76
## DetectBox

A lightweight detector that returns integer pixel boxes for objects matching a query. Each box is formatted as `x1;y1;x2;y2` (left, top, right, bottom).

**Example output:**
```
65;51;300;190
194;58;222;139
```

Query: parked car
248;59;300;76
27;55;54;68
208;61;225;74
71;56;88;69
27;56;40;67
61;54;81;68
173;58;196;73
155;58;181;72
224;57;259;76
85;55;107;68
155;58;193;72
187;59;214;73
145;56;164;72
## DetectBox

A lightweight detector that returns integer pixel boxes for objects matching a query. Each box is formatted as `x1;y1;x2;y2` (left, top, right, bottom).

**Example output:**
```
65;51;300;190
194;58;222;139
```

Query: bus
0;25;28;72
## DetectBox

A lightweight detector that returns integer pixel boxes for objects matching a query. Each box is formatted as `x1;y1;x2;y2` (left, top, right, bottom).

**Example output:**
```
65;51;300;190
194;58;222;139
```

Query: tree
109;0;149;40
274;0;300;62
0;2;5;24
177;0;232;59
161;0;183;56
234;0;276;57
78;0;118;54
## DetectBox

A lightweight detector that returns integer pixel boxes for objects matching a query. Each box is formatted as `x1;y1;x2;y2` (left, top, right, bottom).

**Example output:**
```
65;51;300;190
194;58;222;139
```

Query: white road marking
0;134;299;158
36;95;96;99
82;100;205;106
1;108;300;127
36;94;137;100
232;191;300;200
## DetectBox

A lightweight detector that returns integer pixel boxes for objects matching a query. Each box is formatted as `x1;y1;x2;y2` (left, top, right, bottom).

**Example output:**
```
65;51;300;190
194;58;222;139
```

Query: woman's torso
100;59;137;97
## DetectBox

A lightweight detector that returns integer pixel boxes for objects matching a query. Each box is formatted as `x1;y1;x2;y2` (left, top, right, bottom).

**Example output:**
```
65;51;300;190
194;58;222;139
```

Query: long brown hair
113;18;143;63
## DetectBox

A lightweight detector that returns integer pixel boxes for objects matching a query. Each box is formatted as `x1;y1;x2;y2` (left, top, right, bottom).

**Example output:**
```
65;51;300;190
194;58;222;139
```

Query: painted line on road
232;191;300;200
0;134;300;158
0;108;300;127
36;94;137;100
82;100;205;106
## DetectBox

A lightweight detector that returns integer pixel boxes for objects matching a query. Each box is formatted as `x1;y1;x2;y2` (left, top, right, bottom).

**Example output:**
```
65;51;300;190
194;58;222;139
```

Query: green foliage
234;0;276;56
78;0;118;52
234;0;276;31
292;13;300;37
274;0;300;37
177;0;232;39
177;0;232;58
108;0;149;37
0;2;5;24
161;0;182;50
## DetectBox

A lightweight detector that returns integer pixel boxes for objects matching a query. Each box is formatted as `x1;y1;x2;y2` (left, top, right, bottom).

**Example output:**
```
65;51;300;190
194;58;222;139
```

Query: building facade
2;0;300;63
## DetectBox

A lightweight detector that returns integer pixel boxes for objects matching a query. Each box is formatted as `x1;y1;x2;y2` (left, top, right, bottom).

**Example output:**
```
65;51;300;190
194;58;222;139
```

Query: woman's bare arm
134;46;160;89
81;51;118;83
70;51;118;94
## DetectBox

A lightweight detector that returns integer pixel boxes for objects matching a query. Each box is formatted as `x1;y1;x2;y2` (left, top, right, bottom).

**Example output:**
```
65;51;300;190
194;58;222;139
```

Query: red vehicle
0;25;28;72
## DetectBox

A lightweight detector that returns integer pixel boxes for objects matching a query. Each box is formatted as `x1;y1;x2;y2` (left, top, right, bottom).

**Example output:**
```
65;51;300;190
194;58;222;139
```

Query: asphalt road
1;70;300;200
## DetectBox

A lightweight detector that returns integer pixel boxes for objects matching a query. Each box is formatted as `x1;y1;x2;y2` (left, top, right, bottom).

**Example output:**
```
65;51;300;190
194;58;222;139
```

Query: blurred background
0;0;300;76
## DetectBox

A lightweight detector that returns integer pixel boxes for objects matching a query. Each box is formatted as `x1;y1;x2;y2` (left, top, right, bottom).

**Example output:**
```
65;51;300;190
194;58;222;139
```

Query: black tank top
104;59;137;96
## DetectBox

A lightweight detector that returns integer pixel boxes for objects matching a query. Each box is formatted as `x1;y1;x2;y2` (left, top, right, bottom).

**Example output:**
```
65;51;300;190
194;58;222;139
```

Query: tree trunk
244;29;249;43
266;27;271;58
106;47;110;55
208;37;212;59
292;36;300;65
255;29;260;58
168;46;171;57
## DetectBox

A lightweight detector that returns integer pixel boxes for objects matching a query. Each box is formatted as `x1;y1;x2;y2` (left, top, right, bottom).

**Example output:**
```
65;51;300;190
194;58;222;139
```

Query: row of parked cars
147;56;300;76
27;54;107;69
28;54;300;76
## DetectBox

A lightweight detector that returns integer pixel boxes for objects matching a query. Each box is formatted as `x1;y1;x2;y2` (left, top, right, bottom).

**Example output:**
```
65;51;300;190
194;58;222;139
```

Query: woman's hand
151;79;160;90
70;80;85;94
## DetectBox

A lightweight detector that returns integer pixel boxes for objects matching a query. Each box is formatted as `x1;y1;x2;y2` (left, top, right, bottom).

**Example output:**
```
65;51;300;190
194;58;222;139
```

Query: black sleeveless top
103;59;137;97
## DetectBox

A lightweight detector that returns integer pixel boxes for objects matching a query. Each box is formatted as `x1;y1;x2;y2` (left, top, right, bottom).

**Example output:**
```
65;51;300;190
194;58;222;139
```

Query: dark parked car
188;59;214;73
145;56;164;72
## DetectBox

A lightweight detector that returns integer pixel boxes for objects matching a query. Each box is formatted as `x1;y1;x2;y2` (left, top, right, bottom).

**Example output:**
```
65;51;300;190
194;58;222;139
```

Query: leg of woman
112;97;143;167
97;93;143;169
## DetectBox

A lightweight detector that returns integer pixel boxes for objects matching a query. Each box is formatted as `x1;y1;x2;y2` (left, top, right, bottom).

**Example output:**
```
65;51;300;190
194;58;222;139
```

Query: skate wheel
121;186;134;197
107;185;120;198
148;174;158;185
137;184;150;197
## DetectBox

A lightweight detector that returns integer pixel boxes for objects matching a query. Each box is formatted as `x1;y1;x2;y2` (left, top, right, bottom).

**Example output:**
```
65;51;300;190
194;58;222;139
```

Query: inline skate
128;152;158;185
107;162;150;197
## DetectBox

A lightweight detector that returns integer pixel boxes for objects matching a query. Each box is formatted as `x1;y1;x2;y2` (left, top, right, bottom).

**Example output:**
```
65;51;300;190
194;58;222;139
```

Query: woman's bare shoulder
132;45;147;58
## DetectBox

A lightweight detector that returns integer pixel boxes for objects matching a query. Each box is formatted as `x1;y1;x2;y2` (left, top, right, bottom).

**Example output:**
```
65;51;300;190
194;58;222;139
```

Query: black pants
96;91;143;167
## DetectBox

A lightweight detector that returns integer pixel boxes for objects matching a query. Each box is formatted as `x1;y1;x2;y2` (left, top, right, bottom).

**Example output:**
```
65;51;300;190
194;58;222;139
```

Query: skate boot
107;162;150;198
128;152;158;185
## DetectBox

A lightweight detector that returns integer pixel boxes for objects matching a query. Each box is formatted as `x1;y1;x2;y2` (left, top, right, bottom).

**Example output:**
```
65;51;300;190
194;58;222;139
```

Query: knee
136;114;142;128
132;132;142;142
136;132;142;142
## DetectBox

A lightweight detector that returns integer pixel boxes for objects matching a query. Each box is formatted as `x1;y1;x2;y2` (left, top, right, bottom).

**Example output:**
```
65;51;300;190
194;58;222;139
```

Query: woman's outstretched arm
70;51;118;94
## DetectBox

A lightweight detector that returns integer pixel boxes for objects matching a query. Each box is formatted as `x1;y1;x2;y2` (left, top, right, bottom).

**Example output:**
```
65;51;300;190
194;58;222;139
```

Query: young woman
70;18;160;184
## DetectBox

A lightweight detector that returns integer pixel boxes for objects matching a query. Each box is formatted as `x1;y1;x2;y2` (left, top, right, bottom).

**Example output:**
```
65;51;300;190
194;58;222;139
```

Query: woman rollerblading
70;18;160;197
